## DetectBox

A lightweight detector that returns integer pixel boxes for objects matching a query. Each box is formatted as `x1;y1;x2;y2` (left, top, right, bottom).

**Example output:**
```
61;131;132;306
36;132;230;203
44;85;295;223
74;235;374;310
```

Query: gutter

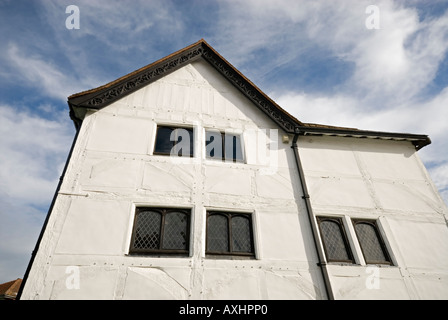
16;126;81;300
296;125;431;151
292;130;335;300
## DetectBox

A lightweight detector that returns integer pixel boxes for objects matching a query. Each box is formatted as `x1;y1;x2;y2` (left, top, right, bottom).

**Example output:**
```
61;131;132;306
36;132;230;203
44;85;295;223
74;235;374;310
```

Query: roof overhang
68;39;300;133
295;125;431;150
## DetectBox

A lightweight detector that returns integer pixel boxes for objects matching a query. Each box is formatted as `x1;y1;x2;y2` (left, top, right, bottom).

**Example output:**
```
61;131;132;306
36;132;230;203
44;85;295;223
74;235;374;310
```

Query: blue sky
1;0;447;283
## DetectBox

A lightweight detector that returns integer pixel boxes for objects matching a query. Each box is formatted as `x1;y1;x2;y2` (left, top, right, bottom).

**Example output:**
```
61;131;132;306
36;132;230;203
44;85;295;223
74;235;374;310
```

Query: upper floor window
129;207;190;255
206;212;254;257
154;125;193;157
352;219;392;265
205;130;244;163
317;216;354;263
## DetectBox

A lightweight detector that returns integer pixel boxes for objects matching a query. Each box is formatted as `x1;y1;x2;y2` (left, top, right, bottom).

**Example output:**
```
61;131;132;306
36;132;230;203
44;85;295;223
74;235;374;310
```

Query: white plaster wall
298;135;448;299
21;58;447;300
20;60;324;300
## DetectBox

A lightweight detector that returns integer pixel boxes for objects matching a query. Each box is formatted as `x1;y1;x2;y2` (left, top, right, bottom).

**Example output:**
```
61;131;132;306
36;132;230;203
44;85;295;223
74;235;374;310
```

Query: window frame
129;207;191;255
206;211;255;257
153;125;194;157
317;216;355;264
205;130;245;163
352;219;392;265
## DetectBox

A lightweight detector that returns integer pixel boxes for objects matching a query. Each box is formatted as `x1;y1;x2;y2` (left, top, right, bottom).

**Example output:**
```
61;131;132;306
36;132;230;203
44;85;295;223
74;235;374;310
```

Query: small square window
206;212;254;256
317;216;354;263
129;208;191;255
154;125;194;157
205;130;244;162
352;219;392;265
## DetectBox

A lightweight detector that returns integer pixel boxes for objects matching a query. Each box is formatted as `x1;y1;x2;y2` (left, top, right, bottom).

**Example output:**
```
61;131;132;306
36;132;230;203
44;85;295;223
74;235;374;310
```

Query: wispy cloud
6;44;82;101
37;0;187;80
0;104;74;281
214;0;448;106
0;104;74;205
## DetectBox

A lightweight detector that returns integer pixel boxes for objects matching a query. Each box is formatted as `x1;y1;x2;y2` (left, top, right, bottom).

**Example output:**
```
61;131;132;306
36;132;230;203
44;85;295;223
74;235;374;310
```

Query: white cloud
215;0;448;105
40;0;185;53
0;105;74;205
346;2;448;103
428;163;448;205
0;104;74;282
6;43;92;101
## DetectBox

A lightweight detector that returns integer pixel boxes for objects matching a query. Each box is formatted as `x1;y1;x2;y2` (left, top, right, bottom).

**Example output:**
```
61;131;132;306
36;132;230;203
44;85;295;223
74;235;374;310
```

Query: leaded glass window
207;214;229;252
130;208;190;254
206;212;254;256
317;216;354;263
231;216;252;252
353;219;392;265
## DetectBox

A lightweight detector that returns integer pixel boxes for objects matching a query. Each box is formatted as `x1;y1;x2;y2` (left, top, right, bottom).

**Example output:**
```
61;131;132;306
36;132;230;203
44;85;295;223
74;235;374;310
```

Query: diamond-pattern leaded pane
207;214;229;252
320;220;350;261
133;210;161;250
231;216;252;252
355;223;387;263
162;212;188;250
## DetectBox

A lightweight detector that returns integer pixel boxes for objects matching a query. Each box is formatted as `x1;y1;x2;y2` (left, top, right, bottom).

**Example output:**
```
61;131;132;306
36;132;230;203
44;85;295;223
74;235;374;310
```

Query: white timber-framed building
18;40;448;300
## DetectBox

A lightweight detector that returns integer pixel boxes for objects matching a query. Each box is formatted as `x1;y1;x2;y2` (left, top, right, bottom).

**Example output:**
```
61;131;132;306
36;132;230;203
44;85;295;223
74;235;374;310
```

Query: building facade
18;40;448;300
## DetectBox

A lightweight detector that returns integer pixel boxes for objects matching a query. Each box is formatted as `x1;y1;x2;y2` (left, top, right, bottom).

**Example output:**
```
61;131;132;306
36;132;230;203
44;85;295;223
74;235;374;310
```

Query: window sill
327;262;396;268
205;254;256;260
126;253;190;258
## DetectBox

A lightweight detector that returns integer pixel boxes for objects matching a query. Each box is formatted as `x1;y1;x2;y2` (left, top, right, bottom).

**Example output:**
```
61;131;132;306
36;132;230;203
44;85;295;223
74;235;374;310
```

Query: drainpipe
292;130;335;300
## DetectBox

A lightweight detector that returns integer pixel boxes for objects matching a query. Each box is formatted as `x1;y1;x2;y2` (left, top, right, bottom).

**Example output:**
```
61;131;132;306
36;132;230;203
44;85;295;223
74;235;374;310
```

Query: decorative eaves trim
201;44;299;133
73;47;203;109
68;40;300;133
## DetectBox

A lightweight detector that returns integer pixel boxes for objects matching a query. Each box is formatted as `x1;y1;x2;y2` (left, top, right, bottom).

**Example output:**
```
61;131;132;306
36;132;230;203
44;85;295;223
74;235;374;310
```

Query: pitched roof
67;39;430;150
0;278;22;300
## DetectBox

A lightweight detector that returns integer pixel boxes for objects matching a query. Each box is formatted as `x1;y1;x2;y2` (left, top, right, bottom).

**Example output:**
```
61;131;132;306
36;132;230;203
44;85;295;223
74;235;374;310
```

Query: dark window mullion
228;214;233;253
221;133;225;161
158;209;166;250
